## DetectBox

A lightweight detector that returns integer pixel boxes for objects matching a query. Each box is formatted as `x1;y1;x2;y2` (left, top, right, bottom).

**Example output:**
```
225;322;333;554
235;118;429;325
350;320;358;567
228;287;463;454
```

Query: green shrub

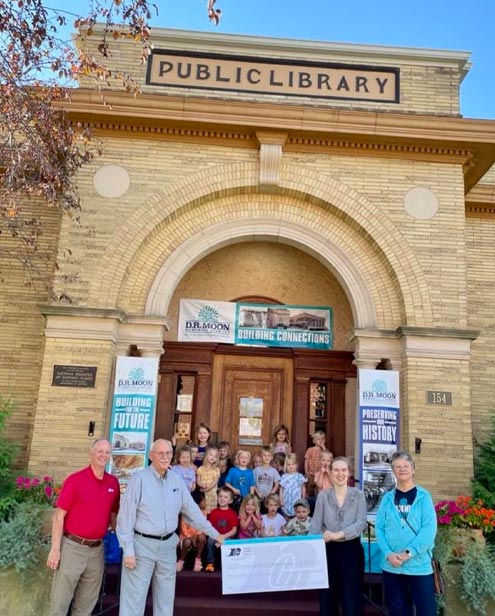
0;395;18;495
459;543;495;615
0;502;49;571
473;415;495;511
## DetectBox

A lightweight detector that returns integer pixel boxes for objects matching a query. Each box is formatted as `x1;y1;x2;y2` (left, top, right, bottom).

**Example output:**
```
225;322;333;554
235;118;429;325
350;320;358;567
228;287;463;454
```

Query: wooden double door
155;342;356;461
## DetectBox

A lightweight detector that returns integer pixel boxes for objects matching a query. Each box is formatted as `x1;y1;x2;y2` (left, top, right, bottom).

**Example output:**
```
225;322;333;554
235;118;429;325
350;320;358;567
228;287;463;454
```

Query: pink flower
43;476;52;484
44;486;53;499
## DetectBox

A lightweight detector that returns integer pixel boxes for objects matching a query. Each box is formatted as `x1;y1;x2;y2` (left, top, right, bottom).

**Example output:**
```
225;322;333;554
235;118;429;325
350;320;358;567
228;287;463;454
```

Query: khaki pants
119;532;179;616
50;536;104;616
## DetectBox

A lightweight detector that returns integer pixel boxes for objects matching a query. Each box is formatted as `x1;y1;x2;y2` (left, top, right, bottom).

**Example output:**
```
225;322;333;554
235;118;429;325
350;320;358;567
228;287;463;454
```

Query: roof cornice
66;88;495;193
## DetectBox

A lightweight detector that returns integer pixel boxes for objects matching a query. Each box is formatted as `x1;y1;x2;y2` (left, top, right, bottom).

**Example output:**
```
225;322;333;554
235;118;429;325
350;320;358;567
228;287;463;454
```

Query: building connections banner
358;369;400;516
178;298;333;350
107;356;159;485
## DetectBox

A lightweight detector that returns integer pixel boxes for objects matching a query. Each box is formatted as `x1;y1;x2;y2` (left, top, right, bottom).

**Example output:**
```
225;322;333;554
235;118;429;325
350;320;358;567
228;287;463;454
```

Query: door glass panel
174;375;195;445
309;382;327;438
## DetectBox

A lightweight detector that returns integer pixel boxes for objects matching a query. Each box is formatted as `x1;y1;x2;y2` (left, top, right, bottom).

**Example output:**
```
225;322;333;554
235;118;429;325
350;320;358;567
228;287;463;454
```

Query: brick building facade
1;28;494;499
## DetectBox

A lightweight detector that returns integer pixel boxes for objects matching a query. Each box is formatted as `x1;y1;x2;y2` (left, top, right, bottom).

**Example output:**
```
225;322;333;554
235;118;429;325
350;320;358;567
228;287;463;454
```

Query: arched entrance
153;241;359;462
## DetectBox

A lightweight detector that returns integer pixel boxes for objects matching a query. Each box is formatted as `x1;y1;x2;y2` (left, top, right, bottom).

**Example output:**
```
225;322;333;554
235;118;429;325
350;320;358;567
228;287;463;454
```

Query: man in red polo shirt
47;438;120;616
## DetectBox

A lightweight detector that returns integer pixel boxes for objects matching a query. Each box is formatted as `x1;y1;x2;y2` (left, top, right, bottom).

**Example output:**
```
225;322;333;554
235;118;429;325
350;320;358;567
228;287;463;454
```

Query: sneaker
205;563;215;572
193;558;203;572
176;560;184;572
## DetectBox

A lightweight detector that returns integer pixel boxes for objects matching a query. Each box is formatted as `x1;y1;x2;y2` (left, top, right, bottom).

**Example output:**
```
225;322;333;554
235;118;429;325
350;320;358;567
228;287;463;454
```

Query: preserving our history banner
358;369;400;515
107;356;159;485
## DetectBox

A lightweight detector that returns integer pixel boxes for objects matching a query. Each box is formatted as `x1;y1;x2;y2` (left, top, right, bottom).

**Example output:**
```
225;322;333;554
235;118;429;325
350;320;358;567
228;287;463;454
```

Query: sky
49;0;494;119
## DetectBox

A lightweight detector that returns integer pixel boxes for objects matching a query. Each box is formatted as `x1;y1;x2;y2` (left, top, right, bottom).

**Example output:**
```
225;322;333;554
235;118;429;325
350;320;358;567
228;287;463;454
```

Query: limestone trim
81;120;474;165
257;131;288;186
466;184;495;216
40;305;127;321
88;161;431;327
116;315;170;358
397;326;480;340
67;89;495;191
350;328;402;370
144;219;377;328
86;25;472;74
397;326;480;360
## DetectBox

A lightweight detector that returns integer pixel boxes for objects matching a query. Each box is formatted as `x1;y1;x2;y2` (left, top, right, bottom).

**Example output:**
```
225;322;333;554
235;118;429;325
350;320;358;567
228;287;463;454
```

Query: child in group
261;494;286;537
196;446;220;513
176;499;207;572
285;498;312;536
314;450;334;493
252;452;262;468
254;446;280;502
205;487;238;572
189;445;199;468
171;444;196;493
272;452;286;477
270;424;292;455
217;458;228;488
238;495;262;538
193;422;212;467
279;453;307;518
224;449;255;507
304;430;329;497
217;441;233;470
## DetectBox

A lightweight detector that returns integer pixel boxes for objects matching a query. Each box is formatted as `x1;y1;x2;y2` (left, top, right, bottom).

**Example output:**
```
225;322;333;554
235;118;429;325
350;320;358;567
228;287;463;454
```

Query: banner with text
236;303;332;350
178;299;236;343
358;369;400;515
178;299;333;349
107;356;159;485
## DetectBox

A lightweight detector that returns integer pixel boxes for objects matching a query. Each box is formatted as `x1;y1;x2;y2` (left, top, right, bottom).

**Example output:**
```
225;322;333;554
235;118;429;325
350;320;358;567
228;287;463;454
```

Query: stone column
28;308;169;479
397;326;479;498
29;306;125;479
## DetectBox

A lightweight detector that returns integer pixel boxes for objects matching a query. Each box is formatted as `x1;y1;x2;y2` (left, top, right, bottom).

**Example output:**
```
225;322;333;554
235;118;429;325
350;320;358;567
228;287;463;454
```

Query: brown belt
64;531;102;547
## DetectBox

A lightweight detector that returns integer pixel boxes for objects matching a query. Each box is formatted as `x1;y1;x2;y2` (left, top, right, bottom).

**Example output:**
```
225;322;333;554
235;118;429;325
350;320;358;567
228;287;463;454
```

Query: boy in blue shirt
225;449;255;509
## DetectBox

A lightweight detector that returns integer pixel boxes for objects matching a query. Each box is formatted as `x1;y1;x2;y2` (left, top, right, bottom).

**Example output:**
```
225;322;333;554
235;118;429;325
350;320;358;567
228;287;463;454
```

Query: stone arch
88;161;433;327
144;218;378;328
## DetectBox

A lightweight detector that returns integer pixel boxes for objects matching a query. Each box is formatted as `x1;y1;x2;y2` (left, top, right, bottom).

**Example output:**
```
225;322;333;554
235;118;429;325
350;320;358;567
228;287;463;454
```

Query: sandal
193;558;203;572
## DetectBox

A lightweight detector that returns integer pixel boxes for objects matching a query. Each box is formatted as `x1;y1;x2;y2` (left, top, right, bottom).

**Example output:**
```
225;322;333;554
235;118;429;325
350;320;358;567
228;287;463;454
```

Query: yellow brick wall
0;202;60;467
401;355;473;498
52;135;466;334
27;337;116;480
77;32;462;116
466;215;495;445
480;164;495;183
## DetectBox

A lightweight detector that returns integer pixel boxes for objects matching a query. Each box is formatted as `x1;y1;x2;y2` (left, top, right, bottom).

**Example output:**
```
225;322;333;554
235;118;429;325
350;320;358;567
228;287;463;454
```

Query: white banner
358;369;400;515
107;356;159;485
221;535;328;595
178;299;235;343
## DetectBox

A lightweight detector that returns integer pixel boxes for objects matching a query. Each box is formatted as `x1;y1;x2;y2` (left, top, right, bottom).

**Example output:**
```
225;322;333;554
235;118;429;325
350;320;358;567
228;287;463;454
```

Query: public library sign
147;50;400;103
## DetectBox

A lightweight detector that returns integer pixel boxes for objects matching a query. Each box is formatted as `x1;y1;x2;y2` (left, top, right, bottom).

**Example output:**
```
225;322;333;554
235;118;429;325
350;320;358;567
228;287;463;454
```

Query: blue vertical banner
107;356;159;485
358;369;400;515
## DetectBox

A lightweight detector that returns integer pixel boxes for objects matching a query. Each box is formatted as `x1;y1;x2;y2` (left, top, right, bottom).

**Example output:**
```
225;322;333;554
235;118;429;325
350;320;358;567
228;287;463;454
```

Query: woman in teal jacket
375;451;437;616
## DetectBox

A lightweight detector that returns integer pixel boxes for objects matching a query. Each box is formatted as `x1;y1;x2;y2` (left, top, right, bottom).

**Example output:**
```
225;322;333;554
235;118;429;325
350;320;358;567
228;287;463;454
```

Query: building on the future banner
2;27;495;501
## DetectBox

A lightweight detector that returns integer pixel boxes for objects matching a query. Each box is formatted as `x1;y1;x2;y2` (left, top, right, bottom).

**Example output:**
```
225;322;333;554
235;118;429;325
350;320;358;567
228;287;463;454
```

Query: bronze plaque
52;365;97;388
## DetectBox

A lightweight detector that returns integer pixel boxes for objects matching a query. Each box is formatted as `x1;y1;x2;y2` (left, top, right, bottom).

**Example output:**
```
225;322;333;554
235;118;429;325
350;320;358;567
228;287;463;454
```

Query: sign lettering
147;50;399;103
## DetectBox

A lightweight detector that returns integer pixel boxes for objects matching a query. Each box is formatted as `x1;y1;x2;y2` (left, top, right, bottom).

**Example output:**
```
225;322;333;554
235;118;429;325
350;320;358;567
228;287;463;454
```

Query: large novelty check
221;535;328;595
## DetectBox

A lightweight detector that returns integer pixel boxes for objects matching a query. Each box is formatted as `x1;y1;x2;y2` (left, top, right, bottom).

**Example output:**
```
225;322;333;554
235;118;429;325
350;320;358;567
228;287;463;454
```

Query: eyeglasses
393;465;412;470
152;451;173;457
